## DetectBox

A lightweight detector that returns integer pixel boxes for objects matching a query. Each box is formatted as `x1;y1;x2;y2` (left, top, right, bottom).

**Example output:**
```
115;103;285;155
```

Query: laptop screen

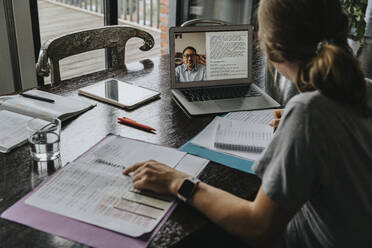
169;25;253;89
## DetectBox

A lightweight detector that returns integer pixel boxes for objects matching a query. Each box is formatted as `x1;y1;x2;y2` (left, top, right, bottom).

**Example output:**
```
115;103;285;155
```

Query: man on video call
175;46;206;82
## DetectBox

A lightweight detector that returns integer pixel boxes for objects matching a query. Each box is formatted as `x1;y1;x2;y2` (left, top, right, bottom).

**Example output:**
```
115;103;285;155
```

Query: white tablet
78;78;160;110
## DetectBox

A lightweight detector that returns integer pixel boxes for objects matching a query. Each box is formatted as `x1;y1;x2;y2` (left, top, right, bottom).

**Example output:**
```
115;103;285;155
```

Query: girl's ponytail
258;0;368;114
297;42;367;112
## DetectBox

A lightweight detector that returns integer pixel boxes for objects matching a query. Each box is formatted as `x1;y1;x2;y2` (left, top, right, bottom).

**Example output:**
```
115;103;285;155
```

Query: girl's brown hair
258;0;367;112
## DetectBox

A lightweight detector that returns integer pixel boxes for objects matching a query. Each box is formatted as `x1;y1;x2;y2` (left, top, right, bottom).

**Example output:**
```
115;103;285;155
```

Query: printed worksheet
26;135;190;237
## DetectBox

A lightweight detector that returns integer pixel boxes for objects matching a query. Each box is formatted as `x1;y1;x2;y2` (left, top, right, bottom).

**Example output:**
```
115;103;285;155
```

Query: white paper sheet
205;31;248;80
25;135;206;237
0;110;48;153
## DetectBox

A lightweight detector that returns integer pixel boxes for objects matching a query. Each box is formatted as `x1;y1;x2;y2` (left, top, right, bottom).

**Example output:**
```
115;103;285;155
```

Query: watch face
178;179;195;198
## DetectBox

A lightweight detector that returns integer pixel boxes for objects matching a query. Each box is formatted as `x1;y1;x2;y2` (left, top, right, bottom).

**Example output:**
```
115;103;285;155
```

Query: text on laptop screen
174;30;249;83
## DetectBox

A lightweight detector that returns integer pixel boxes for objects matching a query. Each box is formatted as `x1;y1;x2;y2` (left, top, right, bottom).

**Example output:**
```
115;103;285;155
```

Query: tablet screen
78;79;160;109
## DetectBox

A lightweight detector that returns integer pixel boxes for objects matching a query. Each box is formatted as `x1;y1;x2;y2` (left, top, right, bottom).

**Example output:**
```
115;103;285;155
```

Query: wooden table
0;55;262;247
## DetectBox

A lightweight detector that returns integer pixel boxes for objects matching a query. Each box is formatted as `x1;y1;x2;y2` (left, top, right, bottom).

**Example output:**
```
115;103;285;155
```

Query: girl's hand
123;160;189;195
269;109;284;131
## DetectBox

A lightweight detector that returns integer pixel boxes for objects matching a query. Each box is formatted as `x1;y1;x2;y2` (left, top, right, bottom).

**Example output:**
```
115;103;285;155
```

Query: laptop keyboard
181;86;262;102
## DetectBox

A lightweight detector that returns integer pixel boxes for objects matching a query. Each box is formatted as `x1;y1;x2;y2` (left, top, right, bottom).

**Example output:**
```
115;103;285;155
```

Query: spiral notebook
214;117;273;153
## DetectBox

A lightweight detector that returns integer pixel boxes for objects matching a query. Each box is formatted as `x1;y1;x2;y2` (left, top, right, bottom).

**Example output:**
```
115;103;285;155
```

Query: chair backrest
180;18;232;27
36;25;154;85
264;69;299;105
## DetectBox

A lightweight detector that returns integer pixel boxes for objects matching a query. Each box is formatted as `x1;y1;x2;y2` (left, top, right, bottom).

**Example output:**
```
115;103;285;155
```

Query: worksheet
25;135;208;237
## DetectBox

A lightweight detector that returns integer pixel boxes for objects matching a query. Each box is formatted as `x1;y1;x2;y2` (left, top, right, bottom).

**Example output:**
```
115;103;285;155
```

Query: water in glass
29;130;60;161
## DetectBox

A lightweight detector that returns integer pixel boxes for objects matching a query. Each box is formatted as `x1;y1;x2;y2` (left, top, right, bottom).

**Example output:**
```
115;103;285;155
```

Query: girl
123;0;372;247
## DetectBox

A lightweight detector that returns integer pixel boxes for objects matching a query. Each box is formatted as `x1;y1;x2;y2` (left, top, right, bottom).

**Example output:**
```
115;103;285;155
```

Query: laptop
169;25;280;116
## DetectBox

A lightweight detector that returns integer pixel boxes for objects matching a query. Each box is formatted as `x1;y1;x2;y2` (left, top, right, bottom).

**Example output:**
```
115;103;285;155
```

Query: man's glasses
183;54;197;58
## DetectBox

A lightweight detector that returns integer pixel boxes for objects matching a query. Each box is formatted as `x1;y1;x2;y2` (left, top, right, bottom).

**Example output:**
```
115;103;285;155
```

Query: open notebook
0;89;95;153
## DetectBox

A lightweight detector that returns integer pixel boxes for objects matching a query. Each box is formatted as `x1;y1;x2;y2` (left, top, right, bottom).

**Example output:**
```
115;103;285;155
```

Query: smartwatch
177;177;200;202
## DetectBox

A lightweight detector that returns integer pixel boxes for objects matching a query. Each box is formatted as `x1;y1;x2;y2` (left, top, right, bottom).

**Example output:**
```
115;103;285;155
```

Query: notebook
169;25;280;116
190;109;274;162
214;117;273;153
78;78;160;110
0;89;95;153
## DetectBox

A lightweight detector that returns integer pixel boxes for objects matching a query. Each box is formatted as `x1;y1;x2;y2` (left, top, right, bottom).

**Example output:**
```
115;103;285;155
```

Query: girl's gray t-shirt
253;90;372;248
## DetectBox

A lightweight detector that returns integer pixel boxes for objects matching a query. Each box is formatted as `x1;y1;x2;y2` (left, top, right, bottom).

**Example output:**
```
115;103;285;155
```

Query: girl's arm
123;160;293;247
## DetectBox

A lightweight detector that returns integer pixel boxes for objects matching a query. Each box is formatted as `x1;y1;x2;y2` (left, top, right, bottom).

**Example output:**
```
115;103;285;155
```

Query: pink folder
1;178;177;248
1;134;180;248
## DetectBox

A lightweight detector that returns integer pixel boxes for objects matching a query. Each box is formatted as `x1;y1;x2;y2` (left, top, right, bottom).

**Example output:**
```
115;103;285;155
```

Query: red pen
117;117;156;132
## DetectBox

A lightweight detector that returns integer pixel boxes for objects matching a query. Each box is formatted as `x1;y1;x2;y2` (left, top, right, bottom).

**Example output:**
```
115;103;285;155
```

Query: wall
162;0;255;54
175;33;206;55
159;0;168;54
0;1;15;94
12;0;37;90
0;0;37;95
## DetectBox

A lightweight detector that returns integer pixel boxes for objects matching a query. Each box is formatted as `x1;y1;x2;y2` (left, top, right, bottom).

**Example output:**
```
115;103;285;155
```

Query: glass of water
27;118;61;161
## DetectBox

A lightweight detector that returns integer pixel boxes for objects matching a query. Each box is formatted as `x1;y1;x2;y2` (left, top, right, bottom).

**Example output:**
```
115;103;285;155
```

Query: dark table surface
0;54;263;248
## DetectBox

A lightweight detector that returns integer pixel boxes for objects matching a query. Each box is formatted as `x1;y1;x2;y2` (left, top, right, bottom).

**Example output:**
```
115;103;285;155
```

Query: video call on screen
174;30;249;83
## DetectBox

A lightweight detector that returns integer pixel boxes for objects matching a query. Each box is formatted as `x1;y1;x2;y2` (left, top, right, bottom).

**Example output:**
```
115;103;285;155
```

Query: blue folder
179;138;255;174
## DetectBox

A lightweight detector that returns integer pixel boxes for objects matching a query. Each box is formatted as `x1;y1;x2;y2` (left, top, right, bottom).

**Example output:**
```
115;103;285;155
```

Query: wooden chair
264;69;299;105
36;25;154;85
